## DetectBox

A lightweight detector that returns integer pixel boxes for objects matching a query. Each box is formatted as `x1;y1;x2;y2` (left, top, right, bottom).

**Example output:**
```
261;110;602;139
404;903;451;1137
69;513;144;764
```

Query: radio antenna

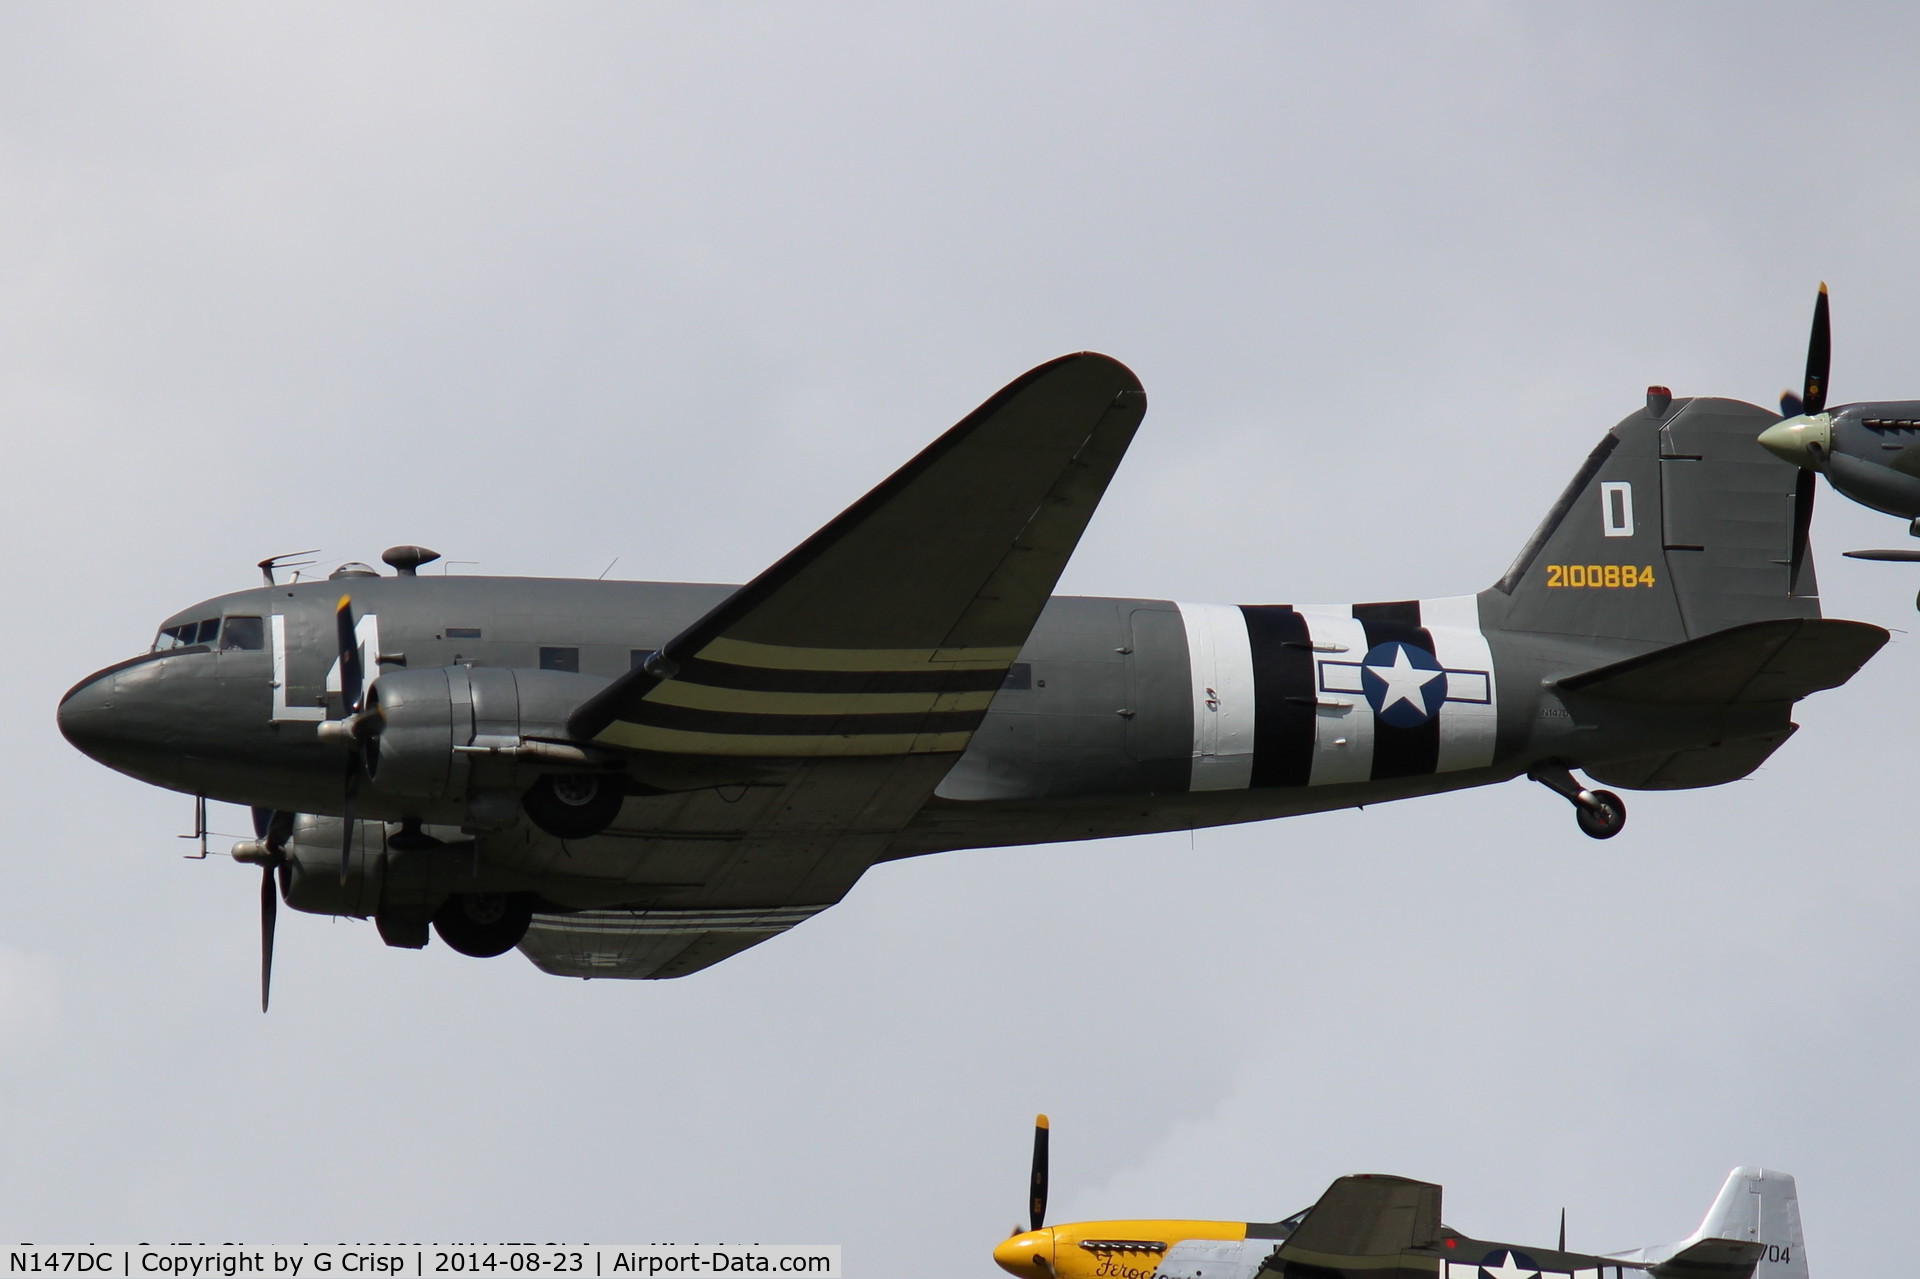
258;549;321;586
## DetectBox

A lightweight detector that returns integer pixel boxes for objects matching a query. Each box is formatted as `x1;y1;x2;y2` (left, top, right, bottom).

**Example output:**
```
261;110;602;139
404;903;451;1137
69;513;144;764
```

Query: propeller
244;806;294;1012
1770;284;1830;588
329;594;368;883
1029;1113;1050;1234
1779;282;1831;419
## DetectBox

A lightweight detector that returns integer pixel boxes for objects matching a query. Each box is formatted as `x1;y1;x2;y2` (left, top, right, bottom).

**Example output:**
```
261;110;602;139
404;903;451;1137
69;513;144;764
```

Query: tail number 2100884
1545;564;1656;588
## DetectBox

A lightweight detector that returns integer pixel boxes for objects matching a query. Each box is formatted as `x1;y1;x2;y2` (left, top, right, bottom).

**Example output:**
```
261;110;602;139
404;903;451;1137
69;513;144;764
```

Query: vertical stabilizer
1611;1168;1807;1279
1485;397;1819;644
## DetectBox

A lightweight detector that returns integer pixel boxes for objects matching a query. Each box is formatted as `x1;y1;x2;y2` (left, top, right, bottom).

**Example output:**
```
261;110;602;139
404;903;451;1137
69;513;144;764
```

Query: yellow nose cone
994;1229;1056;1276
1758;415;1832;469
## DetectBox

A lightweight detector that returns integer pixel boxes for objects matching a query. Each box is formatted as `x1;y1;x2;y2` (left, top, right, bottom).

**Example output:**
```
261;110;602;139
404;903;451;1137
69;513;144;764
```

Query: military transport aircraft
994;1116;1807;1279
58;351;1886;1005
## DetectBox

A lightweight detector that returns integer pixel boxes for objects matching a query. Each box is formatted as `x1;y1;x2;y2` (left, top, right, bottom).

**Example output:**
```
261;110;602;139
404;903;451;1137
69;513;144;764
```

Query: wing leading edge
570;352;1147;759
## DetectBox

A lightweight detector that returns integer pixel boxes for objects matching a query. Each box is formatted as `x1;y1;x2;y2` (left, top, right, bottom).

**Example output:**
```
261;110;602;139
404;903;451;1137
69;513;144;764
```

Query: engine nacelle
363;666;615;814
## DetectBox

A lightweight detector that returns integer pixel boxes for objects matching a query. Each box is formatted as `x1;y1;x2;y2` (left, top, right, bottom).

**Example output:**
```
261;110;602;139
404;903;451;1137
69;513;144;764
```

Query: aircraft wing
1555;616;1887;705
569;352;1146;758
525;354;1145;980
1272;1174;1443;1265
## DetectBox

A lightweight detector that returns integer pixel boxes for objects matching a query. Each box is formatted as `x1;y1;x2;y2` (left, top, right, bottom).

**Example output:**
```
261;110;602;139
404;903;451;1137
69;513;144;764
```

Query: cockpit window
153;617;220;652
221;616;265;651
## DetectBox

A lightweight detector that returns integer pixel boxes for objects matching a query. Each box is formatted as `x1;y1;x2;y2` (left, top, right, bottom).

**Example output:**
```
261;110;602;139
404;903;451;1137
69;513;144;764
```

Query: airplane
58;350;1887;1006
1757;285;1920;556
993;1115;1808;1279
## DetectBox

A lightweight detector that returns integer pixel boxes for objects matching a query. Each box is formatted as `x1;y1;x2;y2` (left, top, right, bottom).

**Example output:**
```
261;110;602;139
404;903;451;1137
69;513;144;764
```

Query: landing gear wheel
522;772;626;839
1575;789;1626;840
432;892;535;958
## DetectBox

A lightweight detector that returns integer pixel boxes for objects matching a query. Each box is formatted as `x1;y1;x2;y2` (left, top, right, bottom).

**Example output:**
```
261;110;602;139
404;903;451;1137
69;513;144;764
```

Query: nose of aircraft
992;1229;1056;1277
1758;415;1831;469
57;666;121;764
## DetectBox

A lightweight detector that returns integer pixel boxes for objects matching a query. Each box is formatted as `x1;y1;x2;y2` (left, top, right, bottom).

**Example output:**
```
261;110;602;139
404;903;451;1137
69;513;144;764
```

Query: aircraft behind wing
1758;285;1920;537
993;1116;1808;1279
58;350;1886;1003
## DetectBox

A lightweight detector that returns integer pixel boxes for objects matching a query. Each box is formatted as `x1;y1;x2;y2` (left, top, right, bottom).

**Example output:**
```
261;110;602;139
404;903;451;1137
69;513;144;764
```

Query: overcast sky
6;4;1920;1274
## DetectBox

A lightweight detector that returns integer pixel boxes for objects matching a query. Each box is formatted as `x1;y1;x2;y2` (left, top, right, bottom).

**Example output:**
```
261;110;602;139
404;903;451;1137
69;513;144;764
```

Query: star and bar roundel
1444;1248;1602;1279
1323;640;1492;727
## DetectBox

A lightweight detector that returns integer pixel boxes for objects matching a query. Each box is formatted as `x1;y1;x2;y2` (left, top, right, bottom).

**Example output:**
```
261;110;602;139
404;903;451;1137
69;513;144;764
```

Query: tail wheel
522;772;626;839
432;892;535;958
1575;789;1627;840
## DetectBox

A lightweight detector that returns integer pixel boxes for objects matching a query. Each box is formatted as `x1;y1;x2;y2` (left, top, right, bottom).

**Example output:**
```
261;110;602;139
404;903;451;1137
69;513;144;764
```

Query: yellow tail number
1545;564;1656;588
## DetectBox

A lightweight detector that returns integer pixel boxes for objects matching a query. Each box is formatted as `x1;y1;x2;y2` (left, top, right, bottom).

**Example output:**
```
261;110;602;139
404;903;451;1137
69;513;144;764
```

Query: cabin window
446;627;483;640
220;616;264;651
1001;662;1032;690
539;646;580;673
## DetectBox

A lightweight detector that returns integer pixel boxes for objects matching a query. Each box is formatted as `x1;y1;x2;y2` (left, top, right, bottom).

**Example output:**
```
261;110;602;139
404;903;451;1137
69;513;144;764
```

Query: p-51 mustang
59;352;1884;1004
993;1116;1808;1279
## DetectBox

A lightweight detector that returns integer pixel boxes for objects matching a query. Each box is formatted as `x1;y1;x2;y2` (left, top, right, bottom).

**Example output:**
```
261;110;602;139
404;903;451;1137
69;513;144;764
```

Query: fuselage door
1125;606;1192;769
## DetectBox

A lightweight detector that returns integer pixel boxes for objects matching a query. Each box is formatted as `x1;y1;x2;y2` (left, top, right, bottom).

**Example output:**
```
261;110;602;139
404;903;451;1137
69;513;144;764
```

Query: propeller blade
1789;468;1816;590
335;594;363;712
260;862;278;1013
252;805;273;838
1803;283;1830;416
340;759;360;884
1558;1206;1566;1253
1028;1114;1050;1234
1779;390;1803;419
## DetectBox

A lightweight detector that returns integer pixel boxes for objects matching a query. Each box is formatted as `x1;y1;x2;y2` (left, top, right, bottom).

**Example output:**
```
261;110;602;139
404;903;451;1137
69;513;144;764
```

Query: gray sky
5;4;1920;1273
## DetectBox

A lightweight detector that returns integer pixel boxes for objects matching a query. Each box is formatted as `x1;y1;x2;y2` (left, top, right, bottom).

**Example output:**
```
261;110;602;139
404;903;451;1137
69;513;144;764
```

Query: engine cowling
361;666;622;829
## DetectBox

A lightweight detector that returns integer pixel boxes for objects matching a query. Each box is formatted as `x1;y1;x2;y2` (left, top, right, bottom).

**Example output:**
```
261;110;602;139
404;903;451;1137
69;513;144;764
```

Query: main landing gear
432;892;536;957
1529;764;1626;840
522;772;626;840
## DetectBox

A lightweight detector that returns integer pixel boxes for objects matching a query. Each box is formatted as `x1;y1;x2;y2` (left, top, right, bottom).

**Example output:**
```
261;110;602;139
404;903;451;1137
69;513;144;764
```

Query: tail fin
1484;397;1819;644
1611;1168;1808;1279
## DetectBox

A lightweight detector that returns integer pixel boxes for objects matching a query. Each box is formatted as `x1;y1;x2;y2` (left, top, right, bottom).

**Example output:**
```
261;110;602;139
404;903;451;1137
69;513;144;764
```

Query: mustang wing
1275;1174;1444;1264
570;352;1146;757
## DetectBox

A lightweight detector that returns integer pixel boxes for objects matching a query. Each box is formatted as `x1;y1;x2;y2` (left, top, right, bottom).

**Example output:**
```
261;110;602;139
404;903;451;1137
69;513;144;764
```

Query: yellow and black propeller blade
1029;1113;1050;1234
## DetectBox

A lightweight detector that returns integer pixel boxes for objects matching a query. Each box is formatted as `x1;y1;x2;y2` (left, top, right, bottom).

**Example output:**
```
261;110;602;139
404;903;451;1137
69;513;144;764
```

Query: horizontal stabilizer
1557;617;1886;706
571;353;1146;757
1583;727;1796;791
1277;1174;1442;1263
1647;1239;1765;1279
